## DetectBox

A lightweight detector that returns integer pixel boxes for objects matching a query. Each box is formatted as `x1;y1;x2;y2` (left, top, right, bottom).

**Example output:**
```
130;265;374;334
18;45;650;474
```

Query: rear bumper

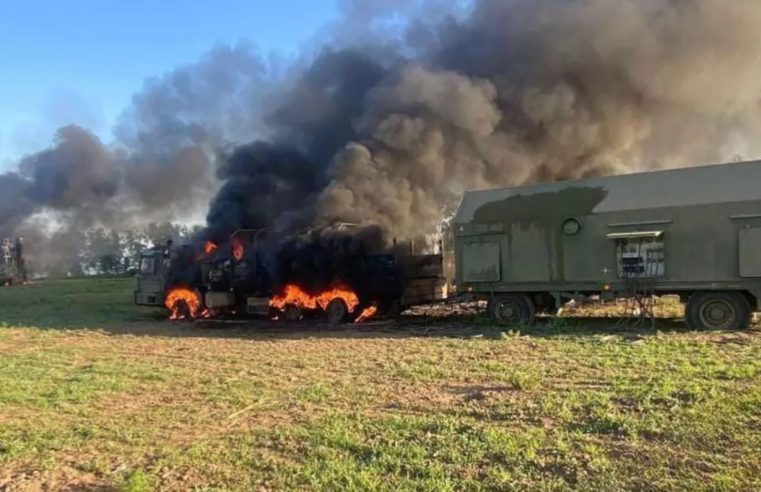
134;290;164;307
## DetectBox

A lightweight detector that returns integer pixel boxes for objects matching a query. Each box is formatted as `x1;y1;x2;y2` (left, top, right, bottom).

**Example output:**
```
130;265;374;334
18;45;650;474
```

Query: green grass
0;277;162;329
0;278;760;490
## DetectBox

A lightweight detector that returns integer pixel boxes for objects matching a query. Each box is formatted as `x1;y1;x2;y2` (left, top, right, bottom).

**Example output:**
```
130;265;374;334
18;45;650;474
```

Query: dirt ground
0;279;760;491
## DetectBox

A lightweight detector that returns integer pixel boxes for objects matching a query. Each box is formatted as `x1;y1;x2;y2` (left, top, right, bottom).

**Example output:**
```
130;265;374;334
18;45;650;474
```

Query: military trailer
454;160;761;330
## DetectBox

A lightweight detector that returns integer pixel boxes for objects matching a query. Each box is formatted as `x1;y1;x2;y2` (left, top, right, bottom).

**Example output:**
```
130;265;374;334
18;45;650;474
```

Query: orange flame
204;241;218;256
269;284;360;313
355;305;378;323
165;287;208;320
231;237;244;261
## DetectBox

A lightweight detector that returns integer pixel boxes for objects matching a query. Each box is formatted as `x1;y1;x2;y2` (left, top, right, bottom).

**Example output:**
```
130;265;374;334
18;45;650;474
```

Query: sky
0;0;339;168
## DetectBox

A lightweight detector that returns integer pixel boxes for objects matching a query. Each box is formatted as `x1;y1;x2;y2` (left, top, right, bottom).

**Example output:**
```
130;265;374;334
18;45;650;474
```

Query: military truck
0;238;26;286
135;229;448;323
454;160;761;330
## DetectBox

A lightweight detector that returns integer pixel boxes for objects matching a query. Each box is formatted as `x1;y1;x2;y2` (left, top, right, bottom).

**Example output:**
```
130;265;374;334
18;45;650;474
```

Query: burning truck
134;228;448;324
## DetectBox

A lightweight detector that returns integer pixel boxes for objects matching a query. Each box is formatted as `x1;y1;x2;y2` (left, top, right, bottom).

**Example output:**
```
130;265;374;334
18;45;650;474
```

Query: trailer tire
326;298;349;325
685;292;751;330
488;294;536;327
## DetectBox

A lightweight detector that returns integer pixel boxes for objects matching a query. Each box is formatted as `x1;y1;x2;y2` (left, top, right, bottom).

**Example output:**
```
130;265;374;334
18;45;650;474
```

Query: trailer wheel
282;304;303;322
488;294;536;326
174;299;192;320
685;292;751;330
326;298;349;325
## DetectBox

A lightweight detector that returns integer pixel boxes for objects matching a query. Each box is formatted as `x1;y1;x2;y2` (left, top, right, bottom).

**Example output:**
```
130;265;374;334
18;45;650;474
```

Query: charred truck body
135;229;448;323
454;160;761;330
1;238;26;286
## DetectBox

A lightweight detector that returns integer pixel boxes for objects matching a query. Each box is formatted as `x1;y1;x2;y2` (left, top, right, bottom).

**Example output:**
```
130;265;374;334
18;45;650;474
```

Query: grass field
0;278;760;491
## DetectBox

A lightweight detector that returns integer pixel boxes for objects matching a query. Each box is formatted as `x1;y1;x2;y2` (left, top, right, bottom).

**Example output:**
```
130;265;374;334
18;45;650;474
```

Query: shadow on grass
400;312;696;338
0;307;705;343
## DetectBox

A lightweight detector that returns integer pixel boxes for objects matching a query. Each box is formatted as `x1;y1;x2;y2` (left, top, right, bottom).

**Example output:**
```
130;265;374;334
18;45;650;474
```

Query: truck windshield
140;256;157;275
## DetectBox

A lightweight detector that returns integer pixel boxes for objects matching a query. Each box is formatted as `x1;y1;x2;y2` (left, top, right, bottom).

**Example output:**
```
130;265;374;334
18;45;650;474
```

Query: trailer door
462;240;501;282
739;227;761;277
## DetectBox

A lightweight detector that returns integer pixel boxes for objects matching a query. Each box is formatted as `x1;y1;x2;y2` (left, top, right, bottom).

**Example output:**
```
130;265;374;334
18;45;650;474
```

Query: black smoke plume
3;0;761;274
206;0;761;246
205;141;320;241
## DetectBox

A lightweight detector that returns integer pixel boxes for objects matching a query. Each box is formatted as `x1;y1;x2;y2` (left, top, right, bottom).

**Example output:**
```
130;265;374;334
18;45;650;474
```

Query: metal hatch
739;227;761;277
462;242;501;282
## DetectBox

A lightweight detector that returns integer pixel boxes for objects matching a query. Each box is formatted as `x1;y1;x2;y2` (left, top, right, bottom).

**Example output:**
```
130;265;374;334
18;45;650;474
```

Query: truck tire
175;299;192;320
488;294;536;326
282;304;303;322
685;292;751;330
326;298;349;325
385;300;403;319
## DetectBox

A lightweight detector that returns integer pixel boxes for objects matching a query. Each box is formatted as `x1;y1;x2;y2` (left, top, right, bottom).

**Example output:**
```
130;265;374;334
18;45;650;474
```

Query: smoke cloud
207;0;761;245
0;43;273;271
4;0;761;273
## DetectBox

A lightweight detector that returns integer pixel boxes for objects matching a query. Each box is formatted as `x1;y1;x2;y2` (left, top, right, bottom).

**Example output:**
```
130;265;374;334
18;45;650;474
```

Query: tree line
27;222;203;278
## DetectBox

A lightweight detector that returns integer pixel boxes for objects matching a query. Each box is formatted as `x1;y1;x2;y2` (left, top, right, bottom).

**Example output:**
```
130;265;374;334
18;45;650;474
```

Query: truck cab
134;242;200;307
134;244;170;306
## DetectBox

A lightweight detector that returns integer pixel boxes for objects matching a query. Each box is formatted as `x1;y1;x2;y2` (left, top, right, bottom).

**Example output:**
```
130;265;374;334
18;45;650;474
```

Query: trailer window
613;236;665;279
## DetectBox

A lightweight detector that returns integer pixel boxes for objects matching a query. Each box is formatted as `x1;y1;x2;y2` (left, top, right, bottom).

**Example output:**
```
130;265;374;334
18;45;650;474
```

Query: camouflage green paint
454;161;761;310
472;186;608;223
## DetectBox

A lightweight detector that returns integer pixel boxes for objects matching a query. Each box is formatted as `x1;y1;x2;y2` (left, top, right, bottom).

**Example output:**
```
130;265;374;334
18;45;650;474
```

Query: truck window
140;257;157;275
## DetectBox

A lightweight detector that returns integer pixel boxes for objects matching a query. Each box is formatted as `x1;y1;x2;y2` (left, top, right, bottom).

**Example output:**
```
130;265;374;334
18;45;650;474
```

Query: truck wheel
326;298;349;325
174;299;192;320
685;292;751;330
488;294;536;326
282;304;303;322
387;300;403;319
